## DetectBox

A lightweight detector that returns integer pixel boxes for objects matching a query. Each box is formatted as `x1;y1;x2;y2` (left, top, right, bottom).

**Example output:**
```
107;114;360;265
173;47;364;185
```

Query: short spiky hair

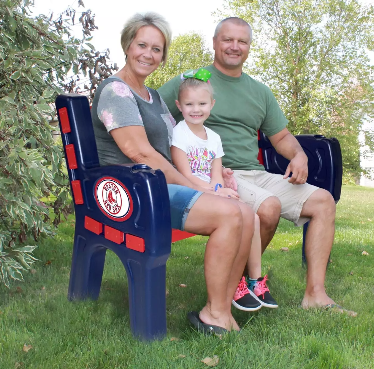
120;12;172;66
214;17;252;44
178;78;214;100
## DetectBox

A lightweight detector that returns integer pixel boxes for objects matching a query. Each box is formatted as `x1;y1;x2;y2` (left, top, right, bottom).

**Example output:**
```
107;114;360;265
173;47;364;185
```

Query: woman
91;12;255;333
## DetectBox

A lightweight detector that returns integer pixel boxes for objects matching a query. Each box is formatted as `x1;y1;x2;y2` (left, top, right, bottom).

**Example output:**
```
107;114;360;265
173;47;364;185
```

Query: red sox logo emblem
95;177;133;221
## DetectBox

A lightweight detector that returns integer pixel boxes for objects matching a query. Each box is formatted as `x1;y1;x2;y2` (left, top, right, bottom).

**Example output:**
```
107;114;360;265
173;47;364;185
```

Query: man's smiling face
213;21;251;72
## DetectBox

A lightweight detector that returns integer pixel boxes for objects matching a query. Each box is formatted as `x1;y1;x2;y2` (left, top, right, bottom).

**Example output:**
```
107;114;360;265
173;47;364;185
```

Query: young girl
171;69;278;311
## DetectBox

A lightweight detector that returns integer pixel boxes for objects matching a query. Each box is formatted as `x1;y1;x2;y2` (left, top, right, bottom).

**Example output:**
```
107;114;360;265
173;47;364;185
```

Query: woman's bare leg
184;193;253;331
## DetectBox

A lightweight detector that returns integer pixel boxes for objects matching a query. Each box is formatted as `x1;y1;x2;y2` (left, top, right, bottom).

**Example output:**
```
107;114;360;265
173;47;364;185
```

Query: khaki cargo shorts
233;170;319;227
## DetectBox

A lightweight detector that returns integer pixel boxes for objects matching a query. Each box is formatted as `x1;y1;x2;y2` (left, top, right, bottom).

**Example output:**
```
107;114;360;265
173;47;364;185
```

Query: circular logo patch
95;177;133;221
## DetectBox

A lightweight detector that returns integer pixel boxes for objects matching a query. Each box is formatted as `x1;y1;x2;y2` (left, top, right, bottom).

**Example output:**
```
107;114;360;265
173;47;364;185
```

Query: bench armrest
259;132;342;202
72;163;172;257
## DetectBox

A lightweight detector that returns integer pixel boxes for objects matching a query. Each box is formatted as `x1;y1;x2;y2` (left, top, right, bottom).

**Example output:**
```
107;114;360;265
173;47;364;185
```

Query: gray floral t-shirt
91;76;176;166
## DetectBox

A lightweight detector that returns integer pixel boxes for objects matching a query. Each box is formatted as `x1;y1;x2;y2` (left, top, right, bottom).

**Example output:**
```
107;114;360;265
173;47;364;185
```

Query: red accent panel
71;180;84;204
59;107;71;133
65;144;78;169
105;225;124;244
84;216;102;235
126;234;145;253
257;130;264;165
171;229;195;243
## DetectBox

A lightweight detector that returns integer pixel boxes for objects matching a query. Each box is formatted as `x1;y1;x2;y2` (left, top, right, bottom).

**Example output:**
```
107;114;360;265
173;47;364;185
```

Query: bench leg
68;234;107;300
302;222;308;266
87;246;107;299
124;258;168;341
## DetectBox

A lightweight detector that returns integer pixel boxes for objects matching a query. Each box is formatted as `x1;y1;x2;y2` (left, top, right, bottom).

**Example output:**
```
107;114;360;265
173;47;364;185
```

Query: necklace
124;71;149;101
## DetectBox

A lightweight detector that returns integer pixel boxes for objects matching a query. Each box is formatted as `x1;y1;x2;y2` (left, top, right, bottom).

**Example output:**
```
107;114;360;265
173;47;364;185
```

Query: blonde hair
120;12;172;66
178;78;214;101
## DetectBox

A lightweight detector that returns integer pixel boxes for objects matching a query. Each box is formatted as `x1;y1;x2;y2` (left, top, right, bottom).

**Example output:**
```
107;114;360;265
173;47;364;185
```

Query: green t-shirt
158;65;288;170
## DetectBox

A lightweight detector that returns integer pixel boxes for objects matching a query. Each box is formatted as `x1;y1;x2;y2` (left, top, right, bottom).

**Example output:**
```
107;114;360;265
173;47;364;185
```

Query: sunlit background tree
214;0;374;182
146;33;213;89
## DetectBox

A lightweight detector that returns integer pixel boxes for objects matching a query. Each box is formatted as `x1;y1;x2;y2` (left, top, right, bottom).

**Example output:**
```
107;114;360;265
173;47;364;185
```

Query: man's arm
268;128;308;184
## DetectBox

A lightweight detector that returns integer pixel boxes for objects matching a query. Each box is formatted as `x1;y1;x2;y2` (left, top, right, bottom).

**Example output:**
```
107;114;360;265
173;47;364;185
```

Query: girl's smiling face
176;86;215;126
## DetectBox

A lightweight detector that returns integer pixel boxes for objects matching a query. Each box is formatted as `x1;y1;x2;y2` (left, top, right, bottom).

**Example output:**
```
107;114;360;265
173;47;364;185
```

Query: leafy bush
0;0;117;286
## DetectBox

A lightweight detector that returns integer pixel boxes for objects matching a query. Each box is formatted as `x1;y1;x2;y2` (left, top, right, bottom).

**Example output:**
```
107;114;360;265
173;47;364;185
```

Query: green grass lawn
1;185;373;369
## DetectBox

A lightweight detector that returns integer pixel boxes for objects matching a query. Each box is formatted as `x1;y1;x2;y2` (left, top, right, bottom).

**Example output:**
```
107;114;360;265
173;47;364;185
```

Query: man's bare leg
257;196;281;253
184;194;253;331
298;189;336;308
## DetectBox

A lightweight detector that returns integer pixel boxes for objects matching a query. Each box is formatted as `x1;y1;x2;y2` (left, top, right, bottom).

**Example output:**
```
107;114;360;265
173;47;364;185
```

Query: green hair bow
182;68;211;82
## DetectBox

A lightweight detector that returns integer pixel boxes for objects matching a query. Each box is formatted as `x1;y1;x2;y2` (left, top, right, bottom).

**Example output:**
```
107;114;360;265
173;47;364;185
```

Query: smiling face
125;25;165;78
213;21;251;76
176;86;215;126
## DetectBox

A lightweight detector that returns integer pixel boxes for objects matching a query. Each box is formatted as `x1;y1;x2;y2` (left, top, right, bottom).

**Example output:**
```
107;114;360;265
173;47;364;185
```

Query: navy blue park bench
55;93;342;341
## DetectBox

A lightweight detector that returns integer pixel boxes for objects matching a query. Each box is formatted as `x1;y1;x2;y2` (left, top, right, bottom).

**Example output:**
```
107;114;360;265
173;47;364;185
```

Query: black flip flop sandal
187;311;228;335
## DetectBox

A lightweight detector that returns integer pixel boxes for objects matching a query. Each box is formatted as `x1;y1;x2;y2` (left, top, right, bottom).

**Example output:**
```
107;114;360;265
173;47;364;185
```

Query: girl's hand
217;187;240;200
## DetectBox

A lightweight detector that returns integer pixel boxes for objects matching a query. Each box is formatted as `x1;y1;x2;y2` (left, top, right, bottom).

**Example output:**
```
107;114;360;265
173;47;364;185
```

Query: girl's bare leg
247;214;262;279
226;201;255;306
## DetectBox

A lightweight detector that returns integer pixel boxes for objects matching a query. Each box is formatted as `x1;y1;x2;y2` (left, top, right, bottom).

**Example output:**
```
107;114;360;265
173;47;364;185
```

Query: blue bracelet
214;183;223;192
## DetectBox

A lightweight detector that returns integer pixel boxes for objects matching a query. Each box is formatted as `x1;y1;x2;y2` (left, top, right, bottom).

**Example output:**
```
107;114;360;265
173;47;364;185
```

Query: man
159;17;355;315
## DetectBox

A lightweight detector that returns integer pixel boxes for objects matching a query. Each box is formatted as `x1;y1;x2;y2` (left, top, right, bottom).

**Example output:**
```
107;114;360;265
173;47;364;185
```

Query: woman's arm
170;146;213;190
110;126;206;190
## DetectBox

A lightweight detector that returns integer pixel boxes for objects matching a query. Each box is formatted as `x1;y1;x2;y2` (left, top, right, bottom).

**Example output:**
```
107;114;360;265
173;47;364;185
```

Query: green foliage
216;0;374;179
0;0;102;286
146;33;213;89
0;245;37;288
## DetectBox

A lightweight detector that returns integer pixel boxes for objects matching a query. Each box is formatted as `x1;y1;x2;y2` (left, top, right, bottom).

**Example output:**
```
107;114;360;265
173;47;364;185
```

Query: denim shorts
168;184;203;230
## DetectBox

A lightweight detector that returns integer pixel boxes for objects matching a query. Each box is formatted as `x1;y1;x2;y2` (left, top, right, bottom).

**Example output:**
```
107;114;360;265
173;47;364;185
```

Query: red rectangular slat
105;225;124;244
59;107;71;134
71;180;84;204
257;130;264;165
65;144;78;169
126;234;145;253
84;216;102;235
171;229;195;243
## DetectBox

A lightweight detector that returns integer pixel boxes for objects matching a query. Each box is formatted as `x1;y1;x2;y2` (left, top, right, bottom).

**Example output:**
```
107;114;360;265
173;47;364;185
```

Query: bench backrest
56;94;100;171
